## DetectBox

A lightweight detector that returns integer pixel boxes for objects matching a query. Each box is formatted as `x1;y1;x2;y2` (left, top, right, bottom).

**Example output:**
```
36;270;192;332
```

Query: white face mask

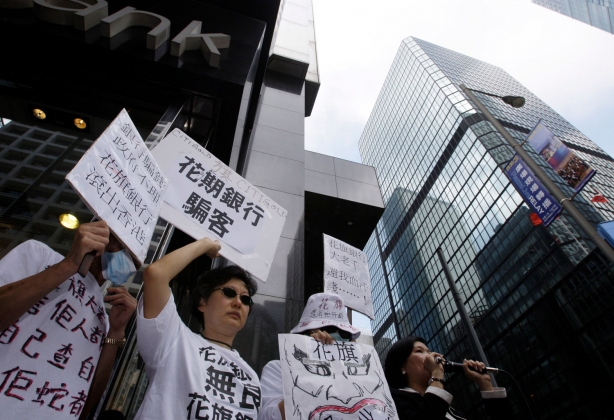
101;249;137;285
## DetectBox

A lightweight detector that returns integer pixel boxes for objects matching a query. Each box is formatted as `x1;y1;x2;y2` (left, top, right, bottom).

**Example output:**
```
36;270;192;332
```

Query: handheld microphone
435;356;499;373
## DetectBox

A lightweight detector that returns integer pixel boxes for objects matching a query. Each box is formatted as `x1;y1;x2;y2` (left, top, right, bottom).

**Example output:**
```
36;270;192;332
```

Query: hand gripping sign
150;128;287;282
66;109;168;264
278;334;399;420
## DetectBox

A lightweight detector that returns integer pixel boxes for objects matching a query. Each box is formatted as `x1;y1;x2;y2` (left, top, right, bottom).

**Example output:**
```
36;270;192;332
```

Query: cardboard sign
150;128;287;282
278;334;399;420
66;109;168;264
323;234;374;319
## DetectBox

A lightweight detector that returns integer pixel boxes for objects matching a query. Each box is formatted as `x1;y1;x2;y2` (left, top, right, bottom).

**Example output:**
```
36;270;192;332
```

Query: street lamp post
460;84;614;265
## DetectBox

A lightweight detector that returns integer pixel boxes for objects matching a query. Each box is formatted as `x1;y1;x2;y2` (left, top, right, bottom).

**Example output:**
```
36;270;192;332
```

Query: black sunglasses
214;287;253;306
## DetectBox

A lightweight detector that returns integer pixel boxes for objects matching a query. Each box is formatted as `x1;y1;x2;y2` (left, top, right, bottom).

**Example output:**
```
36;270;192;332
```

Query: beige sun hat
290;293;361;340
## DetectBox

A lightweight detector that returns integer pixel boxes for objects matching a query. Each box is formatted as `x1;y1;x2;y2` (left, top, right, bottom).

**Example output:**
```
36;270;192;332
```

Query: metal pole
436;248;497;386
460;84;614;265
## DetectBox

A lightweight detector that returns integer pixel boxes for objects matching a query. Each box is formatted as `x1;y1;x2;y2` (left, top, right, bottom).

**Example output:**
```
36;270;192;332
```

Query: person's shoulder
9;239;52;254
0;240;61;284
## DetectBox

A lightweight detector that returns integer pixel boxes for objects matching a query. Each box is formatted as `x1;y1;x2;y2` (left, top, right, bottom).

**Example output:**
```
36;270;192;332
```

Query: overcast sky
306;0;614;163
307;0;614;331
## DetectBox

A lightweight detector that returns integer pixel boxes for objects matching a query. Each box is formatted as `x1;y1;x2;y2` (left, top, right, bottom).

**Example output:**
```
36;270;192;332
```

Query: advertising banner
150;128;287;282
505;154;562;226
278;334;399;420
323;234;374;319
526;121;596;192
66;109;168;264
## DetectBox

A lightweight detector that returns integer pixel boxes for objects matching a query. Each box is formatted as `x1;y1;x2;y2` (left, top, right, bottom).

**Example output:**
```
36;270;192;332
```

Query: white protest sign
150;128;287;282
278;334;399;420
66;109;168;264
323;234;374;319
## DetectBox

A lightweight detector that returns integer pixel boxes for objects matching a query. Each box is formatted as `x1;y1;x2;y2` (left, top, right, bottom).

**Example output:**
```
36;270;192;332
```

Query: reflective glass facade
360;37;614;419
533;0;614;33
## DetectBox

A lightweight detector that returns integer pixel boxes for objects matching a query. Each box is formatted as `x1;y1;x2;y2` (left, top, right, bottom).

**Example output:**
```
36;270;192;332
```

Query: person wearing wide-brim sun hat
260;293;361;420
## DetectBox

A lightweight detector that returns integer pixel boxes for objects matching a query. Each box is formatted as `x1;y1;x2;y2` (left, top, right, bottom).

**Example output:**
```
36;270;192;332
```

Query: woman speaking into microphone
384;336;513;420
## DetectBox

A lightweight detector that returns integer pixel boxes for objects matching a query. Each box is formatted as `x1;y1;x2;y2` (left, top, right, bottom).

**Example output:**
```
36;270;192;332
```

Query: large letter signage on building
526;120;596;193
150;129;287;282
505;154;562;226
66;109;168;264
278;333;399;420
170;20;230;68
323;233;374;319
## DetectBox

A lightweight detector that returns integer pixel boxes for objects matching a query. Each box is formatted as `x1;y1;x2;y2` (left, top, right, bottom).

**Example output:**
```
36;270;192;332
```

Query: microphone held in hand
434;356;499;373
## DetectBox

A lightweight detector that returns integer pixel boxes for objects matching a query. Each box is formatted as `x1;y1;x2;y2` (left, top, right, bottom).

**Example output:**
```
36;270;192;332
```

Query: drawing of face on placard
279;335;398;420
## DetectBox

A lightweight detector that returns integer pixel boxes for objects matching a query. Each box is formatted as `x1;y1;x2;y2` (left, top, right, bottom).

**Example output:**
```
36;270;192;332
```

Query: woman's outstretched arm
141;237;220;319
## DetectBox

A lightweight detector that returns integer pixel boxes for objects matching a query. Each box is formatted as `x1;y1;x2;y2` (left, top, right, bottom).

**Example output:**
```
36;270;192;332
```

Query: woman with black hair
134;237;260;420
384;336;513;420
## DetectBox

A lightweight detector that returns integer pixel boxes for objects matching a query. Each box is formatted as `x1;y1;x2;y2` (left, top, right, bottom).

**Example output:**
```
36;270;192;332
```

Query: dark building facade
0;0;384;417
360;37;614;419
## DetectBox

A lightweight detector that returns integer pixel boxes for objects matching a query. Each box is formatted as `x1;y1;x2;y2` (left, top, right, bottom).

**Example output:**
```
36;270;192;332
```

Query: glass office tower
360;37;614;419
532;0;614;34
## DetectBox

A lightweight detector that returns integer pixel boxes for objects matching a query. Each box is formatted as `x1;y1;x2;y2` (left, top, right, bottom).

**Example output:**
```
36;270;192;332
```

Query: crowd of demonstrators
384;336;513;420
1;226;517;420
0;221;137;420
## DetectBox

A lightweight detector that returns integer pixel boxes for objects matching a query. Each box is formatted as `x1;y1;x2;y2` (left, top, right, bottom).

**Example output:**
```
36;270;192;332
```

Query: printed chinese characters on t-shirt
0;258;107;418
186;345;261;420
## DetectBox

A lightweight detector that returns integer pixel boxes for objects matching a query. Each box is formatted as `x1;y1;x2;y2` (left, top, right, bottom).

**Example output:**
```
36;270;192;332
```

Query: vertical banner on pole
526;120;596;192
505;154;562;226
323;234;374;319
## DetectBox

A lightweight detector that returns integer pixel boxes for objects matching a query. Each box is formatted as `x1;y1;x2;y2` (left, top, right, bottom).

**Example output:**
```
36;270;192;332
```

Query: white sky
306;0;614;331
306;0;614;163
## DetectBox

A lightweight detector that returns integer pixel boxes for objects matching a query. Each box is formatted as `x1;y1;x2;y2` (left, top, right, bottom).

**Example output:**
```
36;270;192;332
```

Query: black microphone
435;356;499;373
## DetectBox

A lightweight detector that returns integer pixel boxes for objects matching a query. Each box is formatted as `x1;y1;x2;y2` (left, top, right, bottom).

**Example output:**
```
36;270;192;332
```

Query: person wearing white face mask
260;293;361;420
0;220;137;420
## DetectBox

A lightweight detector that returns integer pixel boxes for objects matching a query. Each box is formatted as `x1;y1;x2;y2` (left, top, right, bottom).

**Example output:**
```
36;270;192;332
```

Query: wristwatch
103;337;126;349
428;377;445;386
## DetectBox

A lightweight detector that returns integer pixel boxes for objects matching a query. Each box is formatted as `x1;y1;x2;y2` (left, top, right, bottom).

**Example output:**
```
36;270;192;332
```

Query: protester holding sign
384;336;513;420
0;221;137;420
135;237;261;420
261;293;400;420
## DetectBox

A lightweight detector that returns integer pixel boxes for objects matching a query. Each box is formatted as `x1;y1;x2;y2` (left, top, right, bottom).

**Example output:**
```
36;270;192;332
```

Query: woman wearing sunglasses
134;237;260;420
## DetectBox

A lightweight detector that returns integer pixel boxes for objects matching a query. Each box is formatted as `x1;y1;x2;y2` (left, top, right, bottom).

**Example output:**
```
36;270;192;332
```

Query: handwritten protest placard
278;334;398;420
323;234;374;319
66;109;168;264
150;128;287;282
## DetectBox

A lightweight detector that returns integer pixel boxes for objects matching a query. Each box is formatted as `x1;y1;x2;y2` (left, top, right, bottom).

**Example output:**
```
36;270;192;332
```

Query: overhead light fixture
59;213;80;229
33;109;46;120
347;221;353;226
74;118;87;129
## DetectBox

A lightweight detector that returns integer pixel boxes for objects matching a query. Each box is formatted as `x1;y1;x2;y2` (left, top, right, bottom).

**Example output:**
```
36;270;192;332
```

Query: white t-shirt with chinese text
135;292;261;420
0;240;109;419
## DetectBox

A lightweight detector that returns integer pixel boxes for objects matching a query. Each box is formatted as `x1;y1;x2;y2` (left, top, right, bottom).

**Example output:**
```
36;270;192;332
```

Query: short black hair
191;265;258;328
384;335;427;389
